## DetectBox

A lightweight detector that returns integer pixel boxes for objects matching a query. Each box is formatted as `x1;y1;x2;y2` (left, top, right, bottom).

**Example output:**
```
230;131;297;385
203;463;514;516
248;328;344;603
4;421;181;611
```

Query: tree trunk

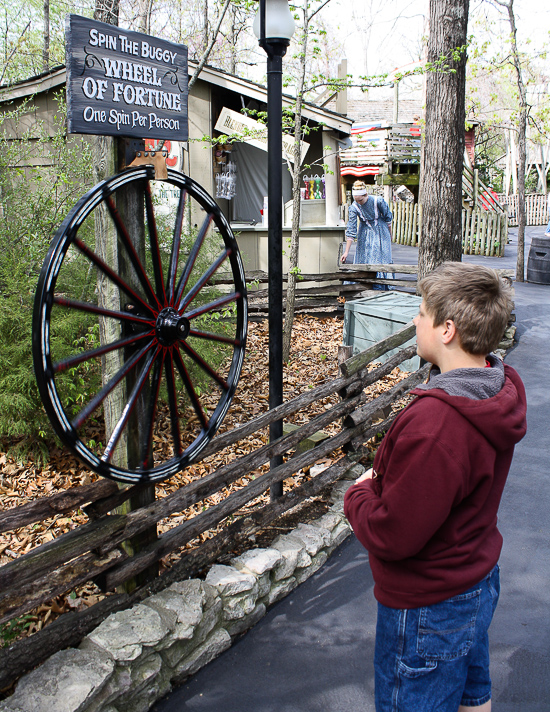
43;0;50;72
516;111;527;282
418;0;469;281
203;0;209;55
92;1;121;458
94;0;119;25
282;0;308;363
188;0;231;91
229;5;237;75
501;0;527;282
137;0;153;34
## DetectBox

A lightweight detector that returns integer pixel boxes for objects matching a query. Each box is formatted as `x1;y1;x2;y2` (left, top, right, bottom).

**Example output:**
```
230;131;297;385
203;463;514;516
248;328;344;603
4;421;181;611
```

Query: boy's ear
441;319;457;345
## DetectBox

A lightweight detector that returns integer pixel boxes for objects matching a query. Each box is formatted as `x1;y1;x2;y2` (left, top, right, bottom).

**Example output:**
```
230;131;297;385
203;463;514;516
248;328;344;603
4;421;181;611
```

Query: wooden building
0;61;352;275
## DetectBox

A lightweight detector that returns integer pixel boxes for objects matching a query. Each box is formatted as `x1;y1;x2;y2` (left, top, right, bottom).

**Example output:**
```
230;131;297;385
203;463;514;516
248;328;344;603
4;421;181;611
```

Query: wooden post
115;137;158;590
92;136;158;592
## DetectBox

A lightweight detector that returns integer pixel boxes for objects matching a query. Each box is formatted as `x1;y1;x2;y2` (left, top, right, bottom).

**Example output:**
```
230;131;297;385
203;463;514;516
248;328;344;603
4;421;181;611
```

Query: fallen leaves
0;313;411;645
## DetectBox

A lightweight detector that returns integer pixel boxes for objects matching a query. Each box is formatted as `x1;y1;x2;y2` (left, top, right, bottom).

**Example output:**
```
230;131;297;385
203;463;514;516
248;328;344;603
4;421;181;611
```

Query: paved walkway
153;227;550;712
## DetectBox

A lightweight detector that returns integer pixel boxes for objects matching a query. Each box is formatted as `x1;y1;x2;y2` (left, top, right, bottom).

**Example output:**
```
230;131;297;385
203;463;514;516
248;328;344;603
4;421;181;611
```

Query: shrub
0;96;94;457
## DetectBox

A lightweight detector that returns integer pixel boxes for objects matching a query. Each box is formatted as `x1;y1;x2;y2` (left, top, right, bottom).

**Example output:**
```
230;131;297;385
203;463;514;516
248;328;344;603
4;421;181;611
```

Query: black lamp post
253;0;295;500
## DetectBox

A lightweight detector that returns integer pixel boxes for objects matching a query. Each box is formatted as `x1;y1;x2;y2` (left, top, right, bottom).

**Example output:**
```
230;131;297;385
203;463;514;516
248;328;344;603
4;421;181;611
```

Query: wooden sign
214;107;309;165
66;14;188;141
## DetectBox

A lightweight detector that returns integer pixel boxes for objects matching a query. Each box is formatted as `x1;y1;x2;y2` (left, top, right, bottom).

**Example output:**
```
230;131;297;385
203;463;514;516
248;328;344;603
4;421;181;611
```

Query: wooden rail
0;328;425;689
462;166;506;214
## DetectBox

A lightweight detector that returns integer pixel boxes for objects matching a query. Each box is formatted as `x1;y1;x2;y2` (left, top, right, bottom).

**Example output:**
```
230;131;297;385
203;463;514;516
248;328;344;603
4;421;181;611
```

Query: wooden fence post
113;137;158;591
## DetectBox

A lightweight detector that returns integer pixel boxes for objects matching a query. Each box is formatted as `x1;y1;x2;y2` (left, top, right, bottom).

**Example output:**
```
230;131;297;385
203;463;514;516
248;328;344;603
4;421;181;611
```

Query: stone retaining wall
0;465;362;712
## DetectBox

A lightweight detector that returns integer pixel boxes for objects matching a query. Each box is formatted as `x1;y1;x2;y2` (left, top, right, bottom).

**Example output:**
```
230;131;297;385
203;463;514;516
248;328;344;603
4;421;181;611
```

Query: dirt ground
0;314;405;645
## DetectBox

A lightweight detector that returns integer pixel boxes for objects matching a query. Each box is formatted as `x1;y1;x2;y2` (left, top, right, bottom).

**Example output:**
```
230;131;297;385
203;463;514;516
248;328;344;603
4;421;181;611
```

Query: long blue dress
345;195;393;267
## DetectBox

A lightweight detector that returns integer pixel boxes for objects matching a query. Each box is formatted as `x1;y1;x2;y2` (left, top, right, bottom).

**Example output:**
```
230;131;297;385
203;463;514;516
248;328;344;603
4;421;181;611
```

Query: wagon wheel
33;167;247;484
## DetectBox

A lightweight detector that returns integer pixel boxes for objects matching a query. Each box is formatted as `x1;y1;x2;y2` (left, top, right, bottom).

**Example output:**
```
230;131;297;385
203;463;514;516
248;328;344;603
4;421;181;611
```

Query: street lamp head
253;0;296;46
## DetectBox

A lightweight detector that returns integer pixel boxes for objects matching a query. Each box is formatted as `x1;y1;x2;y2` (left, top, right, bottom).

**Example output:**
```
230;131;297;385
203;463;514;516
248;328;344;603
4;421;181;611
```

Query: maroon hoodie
344;362;527;609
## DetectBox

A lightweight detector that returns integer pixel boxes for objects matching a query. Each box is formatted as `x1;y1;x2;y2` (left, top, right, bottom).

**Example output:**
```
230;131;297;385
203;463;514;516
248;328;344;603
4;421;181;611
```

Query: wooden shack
0;61;352;276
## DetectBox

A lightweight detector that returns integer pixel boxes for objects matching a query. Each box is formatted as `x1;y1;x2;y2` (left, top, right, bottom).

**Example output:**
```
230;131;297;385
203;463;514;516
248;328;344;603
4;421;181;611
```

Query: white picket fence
496;194;549;227
391;201;507;257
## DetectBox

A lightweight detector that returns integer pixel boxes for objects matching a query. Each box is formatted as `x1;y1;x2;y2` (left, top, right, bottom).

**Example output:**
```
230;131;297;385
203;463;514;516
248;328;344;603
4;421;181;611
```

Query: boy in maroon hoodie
344;262;527;712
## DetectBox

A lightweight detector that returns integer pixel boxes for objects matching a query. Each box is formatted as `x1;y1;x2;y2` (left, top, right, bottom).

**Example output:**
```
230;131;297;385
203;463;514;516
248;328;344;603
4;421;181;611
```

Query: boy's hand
355;468;373;484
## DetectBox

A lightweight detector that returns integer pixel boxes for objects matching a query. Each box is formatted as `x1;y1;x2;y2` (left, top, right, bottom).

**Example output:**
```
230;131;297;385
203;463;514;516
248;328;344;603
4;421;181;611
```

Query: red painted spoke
177;248;231;313
53;296;155;327
102;346;159;463
53;332;152;375
105;193;162;310
73;237;156;317
184;291;241;321
174;213;213;308
164;351;183;457
167;189;187;305
72;341;155;430
144;182;167;305
140;350;165;468
167;191;186;305
172;349;209;430
177;341;229;391
188;329;242;346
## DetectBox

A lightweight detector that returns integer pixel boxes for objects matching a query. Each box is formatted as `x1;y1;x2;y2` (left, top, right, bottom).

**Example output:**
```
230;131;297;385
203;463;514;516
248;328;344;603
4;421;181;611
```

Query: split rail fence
239;265;418;317
0;324;426;690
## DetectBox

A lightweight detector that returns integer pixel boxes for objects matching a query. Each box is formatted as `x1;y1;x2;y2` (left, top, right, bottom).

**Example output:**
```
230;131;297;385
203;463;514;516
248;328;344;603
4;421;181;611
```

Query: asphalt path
153;226;550;712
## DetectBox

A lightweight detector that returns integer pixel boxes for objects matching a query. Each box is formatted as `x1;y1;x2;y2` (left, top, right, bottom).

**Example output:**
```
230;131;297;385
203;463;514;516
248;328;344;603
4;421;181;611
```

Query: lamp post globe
253;0;296;45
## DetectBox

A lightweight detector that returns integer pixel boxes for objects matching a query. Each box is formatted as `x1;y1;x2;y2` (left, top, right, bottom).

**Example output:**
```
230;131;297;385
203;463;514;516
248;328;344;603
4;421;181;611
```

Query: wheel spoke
105;192;162;310
172;348;209;430
184;291;241;321
167;189;187;305
144;181;167;305
102;346;159;463
177;248;231;313
164;352;183;457
188;329;242;346
72;340;155;429
53;332;152;375
73;237;157;317
174;213;214;308
139;350;165;468
34;168;247;483
53;295;155;327
177;341;229;391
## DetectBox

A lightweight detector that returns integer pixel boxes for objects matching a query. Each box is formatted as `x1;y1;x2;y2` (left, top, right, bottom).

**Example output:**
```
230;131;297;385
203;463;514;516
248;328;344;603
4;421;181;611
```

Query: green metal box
343;292;422;371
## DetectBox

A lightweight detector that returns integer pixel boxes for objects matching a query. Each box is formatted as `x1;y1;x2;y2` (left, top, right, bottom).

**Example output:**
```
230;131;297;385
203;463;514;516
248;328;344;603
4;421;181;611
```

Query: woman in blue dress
341;181;393;285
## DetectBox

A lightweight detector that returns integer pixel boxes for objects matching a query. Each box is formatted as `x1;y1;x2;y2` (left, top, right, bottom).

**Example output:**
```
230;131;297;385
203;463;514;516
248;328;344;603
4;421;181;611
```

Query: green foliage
0;614;33;647
466;12;550;188
0;0;94;85
0;96;94;455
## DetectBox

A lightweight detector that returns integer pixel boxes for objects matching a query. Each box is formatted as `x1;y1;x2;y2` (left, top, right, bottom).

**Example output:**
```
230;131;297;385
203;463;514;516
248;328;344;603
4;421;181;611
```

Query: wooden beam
376;173;420;186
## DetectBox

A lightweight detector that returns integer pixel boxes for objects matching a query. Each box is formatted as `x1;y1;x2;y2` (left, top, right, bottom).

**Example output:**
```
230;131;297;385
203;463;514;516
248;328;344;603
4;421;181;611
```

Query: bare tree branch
189;0;232;91
0;21;30;85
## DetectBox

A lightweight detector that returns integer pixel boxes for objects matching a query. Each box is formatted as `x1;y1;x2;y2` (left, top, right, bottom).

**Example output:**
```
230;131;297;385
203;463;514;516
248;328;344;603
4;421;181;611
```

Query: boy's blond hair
418;262;513;355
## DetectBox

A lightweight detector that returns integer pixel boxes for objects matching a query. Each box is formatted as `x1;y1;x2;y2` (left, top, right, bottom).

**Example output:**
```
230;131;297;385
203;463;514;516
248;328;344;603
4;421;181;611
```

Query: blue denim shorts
374;565;500;712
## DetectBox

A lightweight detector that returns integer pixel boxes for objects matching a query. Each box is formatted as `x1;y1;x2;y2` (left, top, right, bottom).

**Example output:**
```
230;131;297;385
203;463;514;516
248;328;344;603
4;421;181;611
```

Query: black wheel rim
33;167;247;484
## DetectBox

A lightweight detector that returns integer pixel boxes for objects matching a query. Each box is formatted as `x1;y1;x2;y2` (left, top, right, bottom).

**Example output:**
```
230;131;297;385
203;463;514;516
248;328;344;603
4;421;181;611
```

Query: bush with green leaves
0;97;94;458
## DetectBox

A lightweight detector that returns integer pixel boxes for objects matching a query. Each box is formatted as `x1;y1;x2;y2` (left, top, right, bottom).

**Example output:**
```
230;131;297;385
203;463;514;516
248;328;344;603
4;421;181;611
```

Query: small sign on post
66;14;188;141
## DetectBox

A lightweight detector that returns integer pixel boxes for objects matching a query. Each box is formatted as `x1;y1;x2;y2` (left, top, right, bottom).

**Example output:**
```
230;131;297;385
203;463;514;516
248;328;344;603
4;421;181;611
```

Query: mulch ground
0;314;409;645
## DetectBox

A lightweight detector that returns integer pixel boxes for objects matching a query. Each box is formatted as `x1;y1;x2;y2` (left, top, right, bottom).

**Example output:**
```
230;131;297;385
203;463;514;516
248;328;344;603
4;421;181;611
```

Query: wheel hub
156;307;190;346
